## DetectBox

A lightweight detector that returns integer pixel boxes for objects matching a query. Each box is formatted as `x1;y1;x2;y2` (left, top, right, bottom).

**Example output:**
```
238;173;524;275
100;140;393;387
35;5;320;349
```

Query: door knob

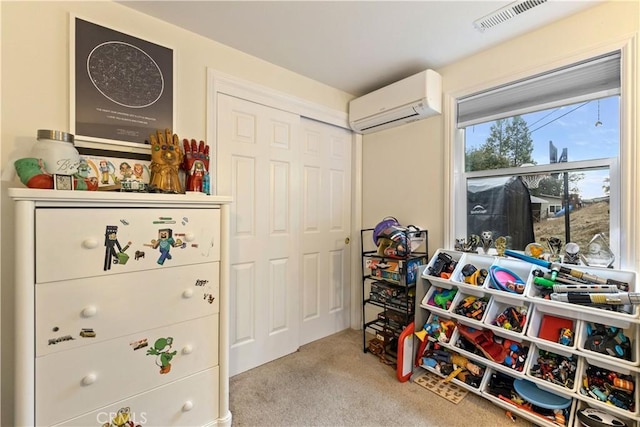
345;237;350;245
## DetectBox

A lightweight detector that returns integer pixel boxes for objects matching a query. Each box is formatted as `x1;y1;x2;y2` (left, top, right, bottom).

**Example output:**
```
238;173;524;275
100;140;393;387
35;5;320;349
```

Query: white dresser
9;188;232;427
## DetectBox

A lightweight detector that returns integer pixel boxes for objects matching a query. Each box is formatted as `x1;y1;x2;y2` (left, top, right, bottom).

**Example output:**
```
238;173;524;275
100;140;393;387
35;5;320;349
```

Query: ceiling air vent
473;0;548;32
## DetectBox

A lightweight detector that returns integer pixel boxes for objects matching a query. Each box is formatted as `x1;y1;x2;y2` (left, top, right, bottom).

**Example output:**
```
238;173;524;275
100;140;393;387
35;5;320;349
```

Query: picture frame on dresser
70;15;175;155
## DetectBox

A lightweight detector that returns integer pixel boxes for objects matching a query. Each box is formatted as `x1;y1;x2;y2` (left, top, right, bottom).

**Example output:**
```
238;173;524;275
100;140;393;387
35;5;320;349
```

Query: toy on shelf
581;365;636;412
504;249;629;291
460;263;488;286
428;287;457;310
486;371;571;426
456;325;507;363
149;129;184;194
419;344;485;388
584;323;632;361
488;265;526;294
529;349;578;390
454;235;480;253
480;231;493;254
182;139;210;193
493;305;528;333
453;295;490;321
414;316;455;344
577;407;630;427
427;252;457;278
537;314;575;346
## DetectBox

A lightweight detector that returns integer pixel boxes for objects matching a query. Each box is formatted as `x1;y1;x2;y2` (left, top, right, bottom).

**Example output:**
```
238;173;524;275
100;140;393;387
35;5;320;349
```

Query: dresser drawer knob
182;289;194;298
81;306;98;317
81;373;97;386
182;401;194;412
182;345;193;355
81;238;99;249
184;232;195;242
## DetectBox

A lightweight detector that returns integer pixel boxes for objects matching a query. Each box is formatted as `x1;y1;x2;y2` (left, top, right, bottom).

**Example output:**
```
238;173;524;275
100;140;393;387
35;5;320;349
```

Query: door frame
205;69;364;336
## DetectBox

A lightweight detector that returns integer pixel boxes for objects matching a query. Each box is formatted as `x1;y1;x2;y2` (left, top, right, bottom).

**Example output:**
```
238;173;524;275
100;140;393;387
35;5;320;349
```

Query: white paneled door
299;118;352;345
217;94;351;376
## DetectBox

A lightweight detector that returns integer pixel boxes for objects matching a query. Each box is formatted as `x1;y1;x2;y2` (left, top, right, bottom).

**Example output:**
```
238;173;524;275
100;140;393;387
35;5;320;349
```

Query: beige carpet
229;329;531;426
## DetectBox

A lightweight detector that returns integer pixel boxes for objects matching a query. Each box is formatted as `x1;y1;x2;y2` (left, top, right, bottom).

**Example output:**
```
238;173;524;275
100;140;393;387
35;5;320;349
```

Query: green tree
466;116;535;171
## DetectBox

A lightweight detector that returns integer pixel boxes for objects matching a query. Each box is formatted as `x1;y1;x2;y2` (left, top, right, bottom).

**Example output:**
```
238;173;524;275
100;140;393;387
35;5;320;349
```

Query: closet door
218;94;301;376
299;118;352;345
217;94;352;376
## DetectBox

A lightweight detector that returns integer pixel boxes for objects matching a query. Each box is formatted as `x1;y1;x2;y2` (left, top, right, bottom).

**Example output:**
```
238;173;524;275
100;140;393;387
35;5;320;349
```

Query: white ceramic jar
31;130;81;175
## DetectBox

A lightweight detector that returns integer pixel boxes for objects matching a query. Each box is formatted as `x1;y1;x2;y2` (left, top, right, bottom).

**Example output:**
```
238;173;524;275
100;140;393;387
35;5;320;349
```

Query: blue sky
465;96;619;199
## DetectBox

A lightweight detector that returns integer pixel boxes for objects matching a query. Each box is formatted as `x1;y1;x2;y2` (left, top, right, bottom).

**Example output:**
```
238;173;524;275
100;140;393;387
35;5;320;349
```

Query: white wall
0;2;352;424
362;0;640;257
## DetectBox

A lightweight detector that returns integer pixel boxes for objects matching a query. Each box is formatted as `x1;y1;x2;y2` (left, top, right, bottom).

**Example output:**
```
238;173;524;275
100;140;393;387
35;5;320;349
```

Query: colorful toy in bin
489;265;526;294
493;305;528;333
461;263;488;286
584;323;632;361
429;288;457;310
529;349;577;389
558;328;574;346
454;295;489;321
415;316;455;343
581;365;636;412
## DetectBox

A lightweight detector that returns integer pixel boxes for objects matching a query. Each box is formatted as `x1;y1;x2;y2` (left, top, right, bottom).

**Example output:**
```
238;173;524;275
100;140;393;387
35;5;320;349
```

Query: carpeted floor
229;329;531;426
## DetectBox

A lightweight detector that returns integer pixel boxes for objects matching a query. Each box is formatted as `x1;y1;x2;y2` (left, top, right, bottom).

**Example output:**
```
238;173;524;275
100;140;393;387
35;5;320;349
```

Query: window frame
445;39;637;270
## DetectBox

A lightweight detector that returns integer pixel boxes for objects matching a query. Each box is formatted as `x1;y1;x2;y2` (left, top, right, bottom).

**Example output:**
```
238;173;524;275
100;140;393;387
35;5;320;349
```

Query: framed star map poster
70;16;174;155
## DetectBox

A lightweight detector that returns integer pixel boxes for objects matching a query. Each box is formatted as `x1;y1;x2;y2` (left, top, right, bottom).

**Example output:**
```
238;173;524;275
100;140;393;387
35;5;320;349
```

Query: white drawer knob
184;232;195;242
81;306;97;317
182;289;194;298
81;238;99;249
182;345;193;355
182;401;194;412
81;373;97;386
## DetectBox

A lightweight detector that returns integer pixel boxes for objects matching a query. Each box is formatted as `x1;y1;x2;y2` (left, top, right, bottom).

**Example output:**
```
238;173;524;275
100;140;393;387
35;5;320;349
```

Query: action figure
99;160;110;184
183;139;210;193
494;236;507;257
480;230;493;254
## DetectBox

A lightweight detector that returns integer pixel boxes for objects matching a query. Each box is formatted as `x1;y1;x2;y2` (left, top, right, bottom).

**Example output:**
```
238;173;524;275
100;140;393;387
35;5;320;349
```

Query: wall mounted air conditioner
348;69;442;134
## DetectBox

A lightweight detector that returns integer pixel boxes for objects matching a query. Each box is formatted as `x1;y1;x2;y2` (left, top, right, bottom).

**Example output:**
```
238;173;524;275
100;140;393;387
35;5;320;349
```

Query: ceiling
117;0;603;97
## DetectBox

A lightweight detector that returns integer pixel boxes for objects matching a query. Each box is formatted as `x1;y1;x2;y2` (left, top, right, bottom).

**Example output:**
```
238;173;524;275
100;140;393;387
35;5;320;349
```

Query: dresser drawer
35;207;221;283
53;367;219;426
36;315;219;426
36;263;219;357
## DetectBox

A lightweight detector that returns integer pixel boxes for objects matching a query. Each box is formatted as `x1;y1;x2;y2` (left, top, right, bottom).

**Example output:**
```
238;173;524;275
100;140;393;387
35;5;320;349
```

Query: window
452;51;621;267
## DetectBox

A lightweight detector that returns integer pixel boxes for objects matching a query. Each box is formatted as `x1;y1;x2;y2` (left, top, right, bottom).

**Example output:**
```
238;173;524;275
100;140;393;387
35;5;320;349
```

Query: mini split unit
348;69;442;134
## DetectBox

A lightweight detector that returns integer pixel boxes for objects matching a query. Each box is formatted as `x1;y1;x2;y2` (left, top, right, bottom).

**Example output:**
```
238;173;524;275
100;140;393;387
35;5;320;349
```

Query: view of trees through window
464;96;618;257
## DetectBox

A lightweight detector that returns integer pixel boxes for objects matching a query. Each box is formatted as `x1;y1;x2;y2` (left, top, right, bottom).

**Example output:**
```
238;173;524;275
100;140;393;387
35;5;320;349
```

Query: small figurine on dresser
148;129;184;193
183;139;210;193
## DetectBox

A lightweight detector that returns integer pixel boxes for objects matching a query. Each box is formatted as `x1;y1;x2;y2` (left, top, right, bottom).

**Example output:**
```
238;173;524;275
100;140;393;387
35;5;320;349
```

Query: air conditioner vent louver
348;69;442;134
474;0;547;32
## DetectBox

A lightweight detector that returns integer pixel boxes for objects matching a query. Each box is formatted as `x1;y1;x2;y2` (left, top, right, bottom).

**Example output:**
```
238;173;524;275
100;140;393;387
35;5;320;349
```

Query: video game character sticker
98;406;145;427
146;336;176;374
145;228;183;265
104;225;132;271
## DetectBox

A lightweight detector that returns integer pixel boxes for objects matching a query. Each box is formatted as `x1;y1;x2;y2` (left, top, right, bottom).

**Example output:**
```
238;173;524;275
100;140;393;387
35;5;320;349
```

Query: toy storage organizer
412;249;640;427
361;227;428;367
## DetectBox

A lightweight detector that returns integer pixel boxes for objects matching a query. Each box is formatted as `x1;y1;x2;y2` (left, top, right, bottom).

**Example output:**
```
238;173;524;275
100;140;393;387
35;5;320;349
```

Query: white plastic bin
525;343;582;394
526;306;579;352
577;320;639;368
